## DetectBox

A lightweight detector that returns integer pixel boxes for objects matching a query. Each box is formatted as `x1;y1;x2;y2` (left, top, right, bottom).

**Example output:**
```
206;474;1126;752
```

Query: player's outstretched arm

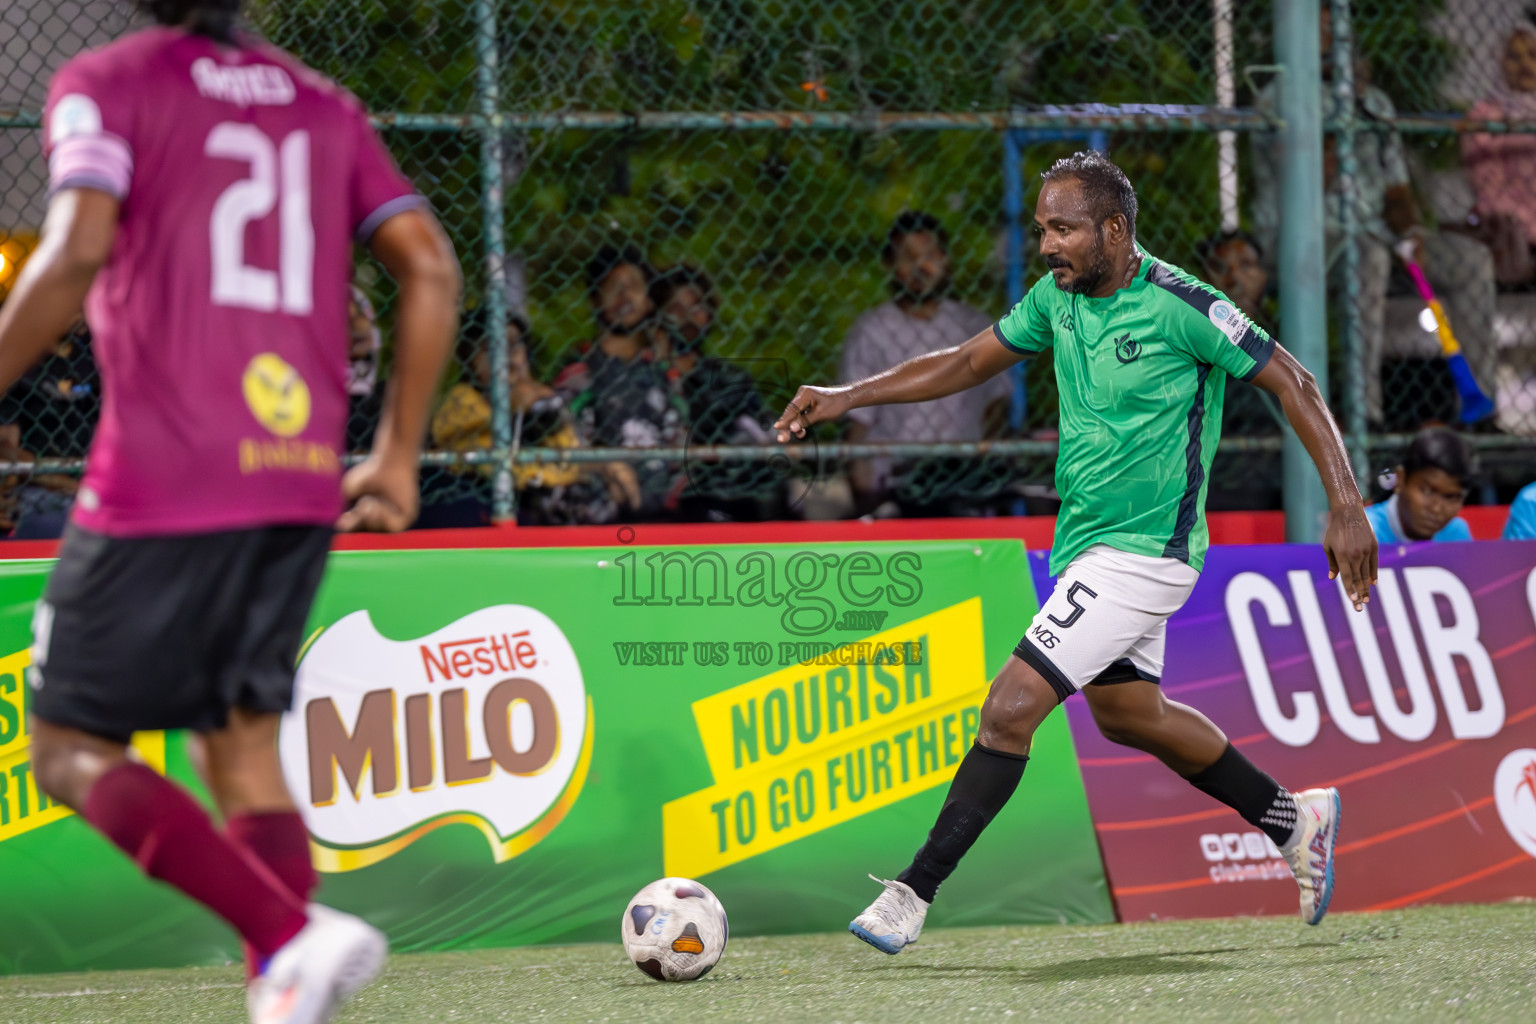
772;327;1018;441
1251;343;1378;611
0;189;118;395
338;208;461;533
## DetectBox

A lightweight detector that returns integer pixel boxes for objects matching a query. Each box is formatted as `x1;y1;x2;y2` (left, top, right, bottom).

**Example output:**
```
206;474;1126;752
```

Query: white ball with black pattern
619;877;728;982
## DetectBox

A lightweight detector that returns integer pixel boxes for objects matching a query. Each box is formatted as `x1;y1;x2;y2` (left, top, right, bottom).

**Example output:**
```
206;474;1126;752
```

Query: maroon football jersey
43;27;425;536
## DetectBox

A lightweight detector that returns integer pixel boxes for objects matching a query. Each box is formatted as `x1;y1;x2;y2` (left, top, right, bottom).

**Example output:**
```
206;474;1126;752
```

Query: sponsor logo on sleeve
278;606;592;872
1207;298;1252;344
50;94;102;144
1494;748;1536;860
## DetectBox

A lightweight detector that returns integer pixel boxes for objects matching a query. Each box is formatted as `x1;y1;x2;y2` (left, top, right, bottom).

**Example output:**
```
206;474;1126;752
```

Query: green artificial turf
2;905;1533;1023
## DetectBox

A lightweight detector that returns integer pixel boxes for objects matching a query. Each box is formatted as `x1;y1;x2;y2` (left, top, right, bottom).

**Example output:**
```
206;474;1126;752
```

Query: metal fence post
1275;0;1330;542
1331;0;1368;493
1002;130;1027;435
474;0;514;522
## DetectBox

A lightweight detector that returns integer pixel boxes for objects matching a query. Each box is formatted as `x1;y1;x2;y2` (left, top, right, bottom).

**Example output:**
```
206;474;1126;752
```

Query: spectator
1196;230;1273;332
0;423;78;539
0;316;98;458
1251;6;1498;429
650;264;776;519
556;245;684;515
0;317;96;538
431;305;640;525
1503;479;1536;540
1462;22;1536;287
1364;427;1475;544
1197;231;1282;510
839;211;1012;515
346;284;383;453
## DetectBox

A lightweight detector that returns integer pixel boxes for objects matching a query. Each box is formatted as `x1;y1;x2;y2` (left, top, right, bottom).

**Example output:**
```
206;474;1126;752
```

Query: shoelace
867;874;917;918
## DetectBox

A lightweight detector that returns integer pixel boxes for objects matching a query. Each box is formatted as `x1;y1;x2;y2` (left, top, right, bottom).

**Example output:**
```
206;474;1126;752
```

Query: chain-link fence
1;0;1533;533
1325;0;1536;511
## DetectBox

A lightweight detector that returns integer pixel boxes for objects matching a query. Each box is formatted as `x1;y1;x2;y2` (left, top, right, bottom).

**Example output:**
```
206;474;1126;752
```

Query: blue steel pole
474;0;513;522
1275;0;1330;542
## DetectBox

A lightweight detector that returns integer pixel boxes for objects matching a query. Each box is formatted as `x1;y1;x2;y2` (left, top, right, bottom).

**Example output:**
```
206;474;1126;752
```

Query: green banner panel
0;540;1110;975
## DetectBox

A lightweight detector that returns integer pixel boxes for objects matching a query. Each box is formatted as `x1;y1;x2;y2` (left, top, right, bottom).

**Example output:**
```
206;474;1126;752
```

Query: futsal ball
620;877;728;981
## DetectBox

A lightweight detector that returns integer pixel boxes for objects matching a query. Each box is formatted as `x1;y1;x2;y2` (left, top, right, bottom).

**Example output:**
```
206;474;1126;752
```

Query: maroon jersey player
0;3;459;1021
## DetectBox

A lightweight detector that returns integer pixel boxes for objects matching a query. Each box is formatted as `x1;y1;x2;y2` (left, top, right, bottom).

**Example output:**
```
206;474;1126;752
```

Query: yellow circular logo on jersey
243;353;311;438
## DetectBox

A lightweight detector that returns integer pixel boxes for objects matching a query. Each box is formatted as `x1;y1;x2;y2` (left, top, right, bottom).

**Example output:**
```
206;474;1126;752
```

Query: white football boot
849;874;930;954
248;905;387;1024
1281;787;1342;926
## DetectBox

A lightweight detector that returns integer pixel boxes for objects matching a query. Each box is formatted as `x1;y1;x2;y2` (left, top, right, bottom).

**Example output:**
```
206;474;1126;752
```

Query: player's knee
28;730;81;807
978;682;1048;752
1094;713;1143;749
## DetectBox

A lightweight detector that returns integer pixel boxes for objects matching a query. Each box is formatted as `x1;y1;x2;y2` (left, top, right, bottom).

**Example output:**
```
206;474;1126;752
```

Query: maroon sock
227;812;317;903
82;762;307;959
227;811;318;978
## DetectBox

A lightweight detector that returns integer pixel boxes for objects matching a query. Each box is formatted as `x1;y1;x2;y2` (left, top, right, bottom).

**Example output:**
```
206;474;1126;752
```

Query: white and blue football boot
1281;787;1342;926
849;875;930;954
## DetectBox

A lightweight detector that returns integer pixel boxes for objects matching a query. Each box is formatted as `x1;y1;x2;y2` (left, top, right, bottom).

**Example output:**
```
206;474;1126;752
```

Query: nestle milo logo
279;606;592;871
609;549;924;637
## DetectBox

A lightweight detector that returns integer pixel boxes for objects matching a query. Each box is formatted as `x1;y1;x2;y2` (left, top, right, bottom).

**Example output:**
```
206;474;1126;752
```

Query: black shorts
29;523;333;743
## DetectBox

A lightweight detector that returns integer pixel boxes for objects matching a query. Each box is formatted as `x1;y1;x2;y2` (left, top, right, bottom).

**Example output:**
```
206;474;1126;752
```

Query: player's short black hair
1401;427;1478;487
136;0;241;42
586;244;652;301
650;264;718;315
882;211;950;263
1040;151;1138;238
1196;229;1265;266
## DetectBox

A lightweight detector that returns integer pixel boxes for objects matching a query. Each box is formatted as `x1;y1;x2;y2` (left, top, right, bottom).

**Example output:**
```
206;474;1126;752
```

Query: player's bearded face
1046;223;1113;296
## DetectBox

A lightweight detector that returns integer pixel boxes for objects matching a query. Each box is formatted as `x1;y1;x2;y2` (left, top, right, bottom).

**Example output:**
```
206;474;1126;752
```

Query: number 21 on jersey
206;123;313;315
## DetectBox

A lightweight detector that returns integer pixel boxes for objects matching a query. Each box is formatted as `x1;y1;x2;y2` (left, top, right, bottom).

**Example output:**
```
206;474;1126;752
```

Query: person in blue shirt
1365;427;1475;544
1504;482;1536;540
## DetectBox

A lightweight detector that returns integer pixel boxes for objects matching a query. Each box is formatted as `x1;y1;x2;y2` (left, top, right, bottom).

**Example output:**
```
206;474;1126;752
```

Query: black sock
1184;743;1299;848
896;742;1027;903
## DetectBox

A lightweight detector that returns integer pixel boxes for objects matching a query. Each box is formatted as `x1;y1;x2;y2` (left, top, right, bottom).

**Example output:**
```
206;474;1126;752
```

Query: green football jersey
994;250;1275;575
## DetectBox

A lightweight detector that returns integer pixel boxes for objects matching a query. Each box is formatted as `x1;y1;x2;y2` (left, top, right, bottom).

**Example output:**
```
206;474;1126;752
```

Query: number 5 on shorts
1048;582;1097;629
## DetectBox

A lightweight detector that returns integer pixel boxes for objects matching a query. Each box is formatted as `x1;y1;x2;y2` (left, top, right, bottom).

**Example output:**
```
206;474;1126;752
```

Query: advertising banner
1033;543;1536;921
0;539;1112;974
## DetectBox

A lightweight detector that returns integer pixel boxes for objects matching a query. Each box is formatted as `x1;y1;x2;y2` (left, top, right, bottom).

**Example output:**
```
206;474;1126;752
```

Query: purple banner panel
1033;543;1536;921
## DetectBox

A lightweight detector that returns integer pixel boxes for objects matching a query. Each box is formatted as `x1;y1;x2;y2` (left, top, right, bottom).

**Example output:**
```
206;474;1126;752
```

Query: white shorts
1015;544;1199;701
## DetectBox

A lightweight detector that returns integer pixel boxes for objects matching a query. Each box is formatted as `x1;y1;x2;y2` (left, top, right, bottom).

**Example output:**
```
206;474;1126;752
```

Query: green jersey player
773;151;1377;950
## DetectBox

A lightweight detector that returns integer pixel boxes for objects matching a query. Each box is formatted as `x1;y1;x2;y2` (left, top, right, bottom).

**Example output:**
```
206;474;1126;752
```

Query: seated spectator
345;285;383;453
1364;427;1475;544
0;424;77;539
555;245;683;516
650;264;776;519
1252;6;1497;428
1197;230;1274;334
431;305;639;525
1503;480;1536;540
1462;22;1536;288
0;317;97;538
0;316;98;458
1197;231;1282;510
839;211;1012;516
